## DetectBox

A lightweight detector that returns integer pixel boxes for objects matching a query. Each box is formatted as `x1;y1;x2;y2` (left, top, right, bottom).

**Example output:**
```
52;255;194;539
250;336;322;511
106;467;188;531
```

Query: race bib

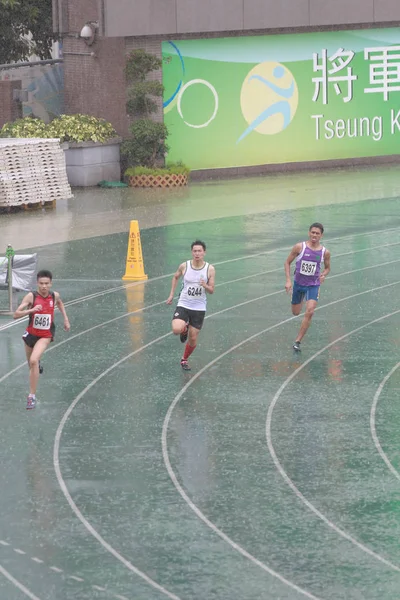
33;313;52;330
300;260;317;276
187;286;203;297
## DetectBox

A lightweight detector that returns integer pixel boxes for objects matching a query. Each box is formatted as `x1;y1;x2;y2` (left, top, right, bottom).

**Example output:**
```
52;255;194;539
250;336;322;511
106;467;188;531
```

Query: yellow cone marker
122;220;148;281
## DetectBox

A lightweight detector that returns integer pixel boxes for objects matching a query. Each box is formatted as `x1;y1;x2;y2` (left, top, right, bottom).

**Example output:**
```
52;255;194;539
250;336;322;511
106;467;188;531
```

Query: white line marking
162;280;400;596
3;247;400;392
371;362;400;481
266;309;400;572
0;564;41;600
50;566;63;573
114;595;129;600
0;251;390;597
1;224;400;332
54;278;400;598
4;539;129;599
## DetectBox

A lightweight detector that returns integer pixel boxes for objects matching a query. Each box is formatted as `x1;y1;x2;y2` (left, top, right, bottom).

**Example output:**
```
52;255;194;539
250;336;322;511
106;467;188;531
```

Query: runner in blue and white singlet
284;223;331;352
167;240;216;372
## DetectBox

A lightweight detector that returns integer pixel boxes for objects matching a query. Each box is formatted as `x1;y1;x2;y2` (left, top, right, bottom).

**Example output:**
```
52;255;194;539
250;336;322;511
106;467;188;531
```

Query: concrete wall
104;0;400;37
58;0;400;143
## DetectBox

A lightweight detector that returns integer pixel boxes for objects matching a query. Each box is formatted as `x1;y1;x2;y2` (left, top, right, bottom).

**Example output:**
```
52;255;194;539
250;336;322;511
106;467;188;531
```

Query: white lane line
0;564;41;600
54;278;400;599
162;280;400;596
53;293;306;600
0;261;382;596
3;246;400;392
3;539;129;599
114;595;129;600
370;362;400;481
266;309;400;573
1;224;400;333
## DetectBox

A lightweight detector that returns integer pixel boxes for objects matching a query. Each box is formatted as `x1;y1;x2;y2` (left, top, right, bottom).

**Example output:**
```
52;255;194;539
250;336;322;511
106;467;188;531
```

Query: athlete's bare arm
284;243;302;294
200;264;215;294
320;249;331;283
55;292;70;331
166;262;186;305
13;292;41;319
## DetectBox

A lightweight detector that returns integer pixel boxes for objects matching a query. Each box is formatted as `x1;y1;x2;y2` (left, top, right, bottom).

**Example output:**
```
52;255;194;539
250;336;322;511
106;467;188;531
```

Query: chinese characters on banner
312;45;400;104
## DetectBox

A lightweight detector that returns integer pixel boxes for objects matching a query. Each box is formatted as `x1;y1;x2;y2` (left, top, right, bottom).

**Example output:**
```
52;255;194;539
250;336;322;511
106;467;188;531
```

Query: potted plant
122;49;190;187
0;114;122;187
125;162;190;187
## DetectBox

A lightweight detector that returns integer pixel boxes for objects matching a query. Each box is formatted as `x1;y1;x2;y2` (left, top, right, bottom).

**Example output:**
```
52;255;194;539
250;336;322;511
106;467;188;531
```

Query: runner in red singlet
14;270;70;409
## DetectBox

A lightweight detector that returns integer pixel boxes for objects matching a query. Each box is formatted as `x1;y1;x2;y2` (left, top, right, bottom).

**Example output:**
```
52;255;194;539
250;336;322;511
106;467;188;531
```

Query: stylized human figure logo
238;62;299;143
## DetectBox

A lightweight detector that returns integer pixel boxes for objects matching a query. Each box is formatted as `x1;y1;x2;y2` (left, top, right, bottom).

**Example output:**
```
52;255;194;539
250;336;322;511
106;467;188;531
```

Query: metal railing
0;59;63;71
0;245;15;315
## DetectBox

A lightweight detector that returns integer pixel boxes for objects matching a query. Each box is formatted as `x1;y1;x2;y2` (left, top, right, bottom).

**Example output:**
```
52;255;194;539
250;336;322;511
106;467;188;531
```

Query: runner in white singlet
166;240;216;371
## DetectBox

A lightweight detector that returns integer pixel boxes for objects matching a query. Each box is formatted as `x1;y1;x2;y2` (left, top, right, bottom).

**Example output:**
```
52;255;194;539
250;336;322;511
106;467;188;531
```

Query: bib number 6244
187;287;202;297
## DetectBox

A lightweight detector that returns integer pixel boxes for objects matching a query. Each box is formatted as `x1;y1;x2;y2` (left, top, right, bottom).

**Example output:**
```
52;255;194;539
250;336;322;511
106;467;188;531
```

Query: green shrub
0;114;117;143
0;116;47;138
121;120;168;168
125;162;190;177
122;49;168;168
47;114;117;143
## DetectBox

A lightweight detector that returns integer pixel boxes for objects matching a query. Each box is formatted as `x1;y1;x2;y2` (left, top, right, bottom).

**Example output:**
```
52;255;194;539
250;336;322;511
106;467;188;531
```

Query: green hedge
125;163;191;176
0;115;117;143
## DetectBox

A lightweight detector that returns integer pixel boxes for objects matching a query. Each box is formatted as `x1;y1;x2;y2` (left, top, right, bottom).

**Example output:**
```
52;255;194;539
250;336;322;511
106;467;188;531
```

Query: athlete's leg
291;281;305;316
181;326;200;369
172;306;189;340
28;338;51;396
24;342;33;365
172;318;187;335
294;299;318;343
291;302;303;316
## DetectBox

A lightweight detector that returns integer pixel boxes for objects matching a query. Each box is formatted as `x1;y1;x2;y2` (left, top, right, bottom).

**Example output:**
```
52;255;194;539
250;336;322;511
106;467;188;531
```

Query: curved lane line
0;564;41;600
2;225;400;332
3;253;400;387
266;312;400;572
370;362;400;481
52;280;400;598
161;282;400;598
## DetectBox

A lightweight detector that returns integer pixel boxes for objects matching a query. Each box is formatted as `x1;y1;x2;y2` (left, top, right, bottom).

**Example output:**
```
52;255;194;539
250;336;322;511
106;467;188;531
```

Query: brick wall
62;0;128;135
0;81;22;127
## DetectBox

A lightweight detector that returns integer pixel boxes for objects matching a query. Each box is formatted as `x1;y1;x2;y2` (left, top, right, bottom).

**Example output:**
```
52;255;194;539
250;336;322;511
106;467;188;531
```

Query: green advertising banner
162;29;400;170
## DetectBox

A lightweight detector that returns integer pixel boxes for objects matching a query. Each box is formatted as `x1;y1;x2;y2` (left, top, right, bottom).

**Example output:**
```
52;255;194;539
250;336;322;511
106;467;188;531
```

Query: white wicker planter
63;137;122;187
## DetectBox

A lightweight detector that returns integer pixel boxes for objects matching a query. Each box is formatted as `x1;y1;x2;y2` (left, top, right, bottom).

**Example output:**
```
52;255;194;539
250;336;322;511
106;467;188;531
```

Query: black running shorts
22;332;53;348
172;306;206;330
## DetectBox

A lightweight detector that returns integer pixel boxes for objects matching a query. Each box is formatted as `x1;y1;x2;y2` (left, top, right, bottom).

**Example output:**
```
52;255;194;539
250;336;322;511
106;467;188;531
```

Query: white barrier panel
0;253;37;291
